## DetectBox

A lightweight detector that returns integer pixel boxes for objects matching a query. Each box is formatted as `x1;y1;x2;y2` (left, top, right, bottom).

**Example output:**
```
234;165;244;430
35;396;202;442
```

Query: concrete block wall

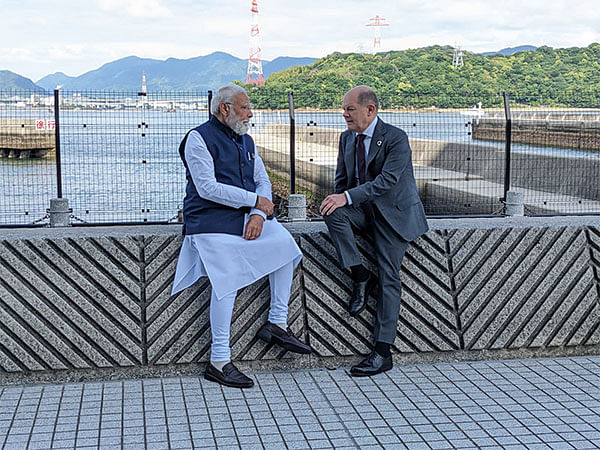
1;217;599;382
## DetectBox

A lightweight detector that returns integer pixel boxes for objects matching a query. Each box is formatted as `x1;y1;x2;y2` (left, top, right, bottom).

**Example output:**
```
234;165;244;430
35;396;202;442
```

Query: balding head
342;85;379;133
348;85;379;112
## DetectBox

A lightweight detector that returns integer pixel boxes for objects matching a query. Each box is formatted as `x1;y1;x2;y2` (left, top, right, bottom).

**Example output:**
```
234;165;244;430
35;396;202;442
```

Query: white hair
211;84;247;116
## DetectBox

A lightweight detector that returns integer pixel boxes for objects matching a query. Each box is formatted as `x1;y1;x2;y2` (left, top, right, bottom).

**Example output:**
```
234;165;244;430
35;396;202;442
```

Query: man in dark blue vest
320;86;428;377
172;85;311;388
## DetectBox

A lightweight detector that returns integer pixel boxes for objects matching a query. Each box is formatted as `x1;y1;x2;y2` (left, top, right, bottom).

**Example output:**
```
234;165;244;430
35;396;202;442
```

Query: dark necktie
356;134;367;185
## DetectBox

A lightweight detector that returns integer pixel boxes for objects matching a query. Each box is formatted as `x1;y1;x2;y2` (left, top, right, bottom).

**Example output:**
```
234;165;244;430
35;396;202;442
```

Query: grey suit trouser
324;204;408;344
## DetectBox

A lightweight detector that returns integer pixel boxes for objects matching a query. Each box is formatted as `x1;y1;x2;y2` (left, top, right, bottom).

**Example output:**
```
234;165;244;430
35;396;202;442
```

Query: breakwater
472;112;600;151
0;118;55;158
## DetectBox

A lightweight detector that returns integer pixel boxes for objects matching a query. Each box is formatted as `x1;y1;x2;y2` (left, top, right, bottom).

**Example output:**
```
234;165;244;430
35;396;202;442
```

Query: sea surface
1;108;597;225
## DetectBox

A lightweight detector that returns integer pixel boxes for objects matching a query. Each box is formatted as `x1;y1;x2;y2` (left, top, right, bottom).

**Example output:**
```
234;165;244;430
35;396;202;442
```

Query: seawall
0;119;55;158
1;217;599;384
472;116;600;151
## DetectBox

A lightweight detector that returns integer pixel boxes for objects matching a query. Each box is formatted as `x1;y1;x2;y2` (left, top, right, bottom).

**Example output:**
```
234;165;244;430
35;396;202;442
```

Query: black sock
375;341;391;357
350;264;369;282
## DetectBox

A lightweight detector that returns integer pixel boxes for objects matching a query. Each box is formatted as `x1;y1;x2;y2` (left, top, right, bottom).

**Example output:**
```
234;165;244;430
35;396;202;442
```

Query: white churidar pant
208;260;294;361
171;217;302;361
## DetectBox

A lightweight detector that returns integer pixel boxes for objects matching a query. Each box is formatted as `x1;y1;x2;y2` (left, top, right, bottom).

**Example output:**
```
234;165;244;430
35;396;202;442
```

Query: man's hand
243;214;264;240
319;193;348;216
255;195;274;216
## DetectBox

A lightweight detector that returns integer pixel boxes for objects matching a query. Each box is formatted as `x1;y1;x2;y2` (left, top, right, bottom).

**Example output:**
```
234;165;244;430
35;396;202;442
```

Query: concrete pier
472;113;600;151
0;118;55;158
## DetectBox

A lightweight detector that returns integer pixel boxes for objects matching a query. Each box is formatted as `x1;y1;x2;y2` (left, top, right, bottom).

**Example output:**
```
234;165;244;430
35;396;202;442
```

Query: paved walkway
1;355;599;449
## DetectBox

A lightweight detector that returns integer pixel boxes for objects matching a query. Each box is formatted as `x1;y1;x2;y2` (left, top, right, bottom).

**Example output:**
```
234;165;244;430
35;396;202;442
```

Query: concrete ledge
1;217;600;384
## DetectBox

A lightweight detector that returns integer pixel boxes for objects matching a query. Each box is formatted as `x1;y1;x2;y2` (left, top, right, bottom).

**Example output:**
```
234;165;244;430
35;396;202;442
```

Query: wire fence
1;89;599;226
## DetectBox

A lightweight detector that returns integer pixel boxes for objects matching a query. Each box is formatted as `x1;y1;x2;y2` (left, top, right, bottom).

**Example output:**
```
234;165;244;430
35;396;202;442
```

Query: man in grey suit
320;85;428;376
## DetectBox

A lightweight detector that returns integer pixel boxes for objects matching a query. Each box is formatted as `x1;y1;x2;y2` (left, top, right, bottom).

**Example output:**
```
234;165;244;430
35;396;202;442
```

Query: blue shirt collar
356;116;378;139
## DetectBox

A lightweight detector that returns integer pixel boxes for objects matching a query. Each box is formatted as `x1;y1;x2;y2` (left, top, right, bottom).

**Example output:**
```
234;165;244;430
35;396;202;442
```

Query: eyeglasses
224;102;252;111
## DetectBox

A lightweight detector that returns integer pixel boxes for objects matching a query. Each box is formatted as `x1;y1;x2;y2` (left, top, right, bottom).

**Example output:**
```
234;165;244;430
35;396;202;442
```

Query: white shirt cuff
249;209;267;220
344;191;353;205
249;192;259;208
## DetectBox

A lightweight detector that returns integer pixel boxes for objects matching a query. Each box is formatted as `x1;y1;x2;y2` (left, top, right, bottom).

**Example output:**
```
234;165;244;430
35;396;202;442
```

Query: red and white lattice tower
366;15;389;54
246;0;265;85
141;71;147;94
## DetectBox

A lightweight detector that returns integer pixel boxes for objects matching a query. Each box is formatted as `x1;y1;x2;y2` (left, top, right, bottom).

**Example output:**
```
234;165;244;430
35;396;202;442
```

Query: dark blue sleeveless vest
179;116;256;236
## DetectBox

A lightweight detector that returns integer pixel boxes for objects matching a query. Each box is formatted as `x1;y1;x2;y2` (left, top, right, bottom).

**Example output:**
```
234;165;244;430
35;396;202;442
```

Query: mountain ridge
34;52;317;91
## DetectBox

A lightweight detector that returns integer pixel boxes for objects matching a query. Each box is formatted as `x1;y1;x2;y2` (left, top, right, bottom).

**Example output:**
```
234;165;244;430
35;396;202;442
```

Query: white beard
225;113;250;135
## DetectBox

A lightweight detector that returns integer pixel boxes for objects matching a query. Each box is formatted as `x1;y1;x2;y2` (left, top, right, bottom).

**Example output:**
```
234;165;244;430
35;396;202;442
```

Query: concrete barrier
409;138;600;201
0;119;55;158
1;216;599;384
472;116;600;151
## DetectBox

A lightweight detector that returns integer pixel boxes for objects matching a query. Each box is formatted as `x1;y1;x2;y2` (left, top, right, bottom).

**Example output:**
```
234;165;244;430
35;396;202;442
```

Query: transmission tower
453;45;464;68
366;15;389;54
246;0;265;85
138;71;147;96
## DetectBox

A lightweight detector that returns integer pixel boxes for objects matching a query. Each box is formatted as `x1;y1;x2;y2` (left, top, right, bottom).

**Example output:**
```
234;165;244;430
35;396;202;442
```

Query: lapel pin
377;140;382;146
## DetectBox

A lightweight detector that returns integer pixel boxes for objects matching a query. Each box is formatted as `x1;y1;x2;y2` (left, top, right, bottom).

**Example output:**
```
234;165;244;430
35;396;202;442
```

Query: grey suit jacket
334;118;429;242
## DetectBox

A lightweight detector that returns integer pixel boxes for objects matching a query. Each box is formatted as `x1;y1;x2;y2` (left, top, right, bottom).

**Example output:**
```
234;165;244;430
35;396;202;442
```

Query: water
1;108;598;225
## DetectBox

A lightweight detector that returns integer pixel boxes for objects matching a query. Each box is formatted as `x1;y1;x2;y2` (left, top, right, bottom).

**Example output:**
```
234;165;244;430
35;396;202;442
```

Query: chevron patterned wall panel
1;222;598;376
587;227;600;302
300;232;375;357
145;235;307;365
230;268;306;363
454;227;600;350
398;231;461;353
299;231;461;356
0;237;143;373
143;234;213;366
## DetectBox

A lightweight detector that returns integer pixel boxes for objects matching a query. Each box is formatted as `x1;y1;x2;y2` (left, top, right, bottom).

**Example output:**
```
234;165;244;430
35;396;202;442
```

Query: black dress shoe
350;351;392;377
204;362;254;388
349;274;376;317
256;322;312;354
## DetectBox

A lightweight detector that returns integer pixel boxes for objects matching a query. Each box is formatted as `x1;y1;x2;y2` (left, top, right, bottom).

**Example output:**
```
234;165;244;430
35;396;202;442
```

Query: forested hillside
242;44;600;108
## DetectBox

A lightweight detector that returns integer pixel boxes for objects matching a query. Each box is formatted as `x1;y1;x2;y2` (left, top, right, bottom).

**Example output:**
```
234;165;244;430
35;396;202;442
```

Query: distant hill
0;70;43;91
481;45;538;56
244;43;600;108
35;53;318;91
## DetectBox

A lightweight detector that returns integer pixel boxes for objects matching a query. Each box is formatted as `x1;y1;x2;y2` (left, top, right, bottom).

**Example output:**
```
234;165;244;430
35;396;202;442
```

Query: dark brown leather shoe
256;322;312;354
349;274;376;317
350;351;392;377
204;362;254;388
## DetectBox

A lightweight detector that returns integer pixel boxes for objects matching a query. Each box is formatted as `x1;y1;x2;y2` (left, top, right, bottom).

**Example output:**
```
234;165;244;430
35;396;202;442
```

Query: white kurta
171;130;302;300
172;215;301;299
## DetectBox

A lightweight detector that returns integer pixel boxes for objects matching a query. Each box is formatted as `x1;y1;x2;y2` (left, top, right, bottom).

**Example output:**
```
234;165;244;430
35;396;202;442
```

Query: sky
2;0;600;82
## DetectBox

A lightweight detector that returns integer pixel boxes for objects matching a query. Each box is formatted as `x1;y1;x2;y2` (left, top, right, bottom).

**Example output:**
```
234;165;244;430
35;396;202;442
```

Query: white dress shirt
345;116;379;205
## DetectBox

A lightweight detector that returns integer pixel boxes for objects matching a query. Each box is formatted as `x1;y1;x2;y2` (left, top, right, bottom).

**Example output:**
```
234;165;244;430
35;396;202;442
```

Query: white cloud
3;0;600;80
97;0;173;19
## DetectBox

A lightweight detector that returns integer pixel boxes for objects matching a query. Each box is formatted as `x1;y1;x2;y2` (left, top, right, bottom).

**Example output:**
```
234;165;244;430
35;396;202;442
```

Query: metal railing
1;89;599;226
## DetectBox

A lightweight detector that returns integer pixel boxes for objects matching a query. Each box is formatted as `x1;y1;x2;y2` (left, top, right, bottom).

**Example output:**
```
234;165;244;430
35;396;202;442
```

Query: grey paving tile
286;440;311;449
260;433;284;444
51;439;78;448
76;437;101;446
329;438;358;447
307;438;333;448
171;439;194;449
28;440;55;450
122;434;145;445
517;433;544;444
429;440;454;449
